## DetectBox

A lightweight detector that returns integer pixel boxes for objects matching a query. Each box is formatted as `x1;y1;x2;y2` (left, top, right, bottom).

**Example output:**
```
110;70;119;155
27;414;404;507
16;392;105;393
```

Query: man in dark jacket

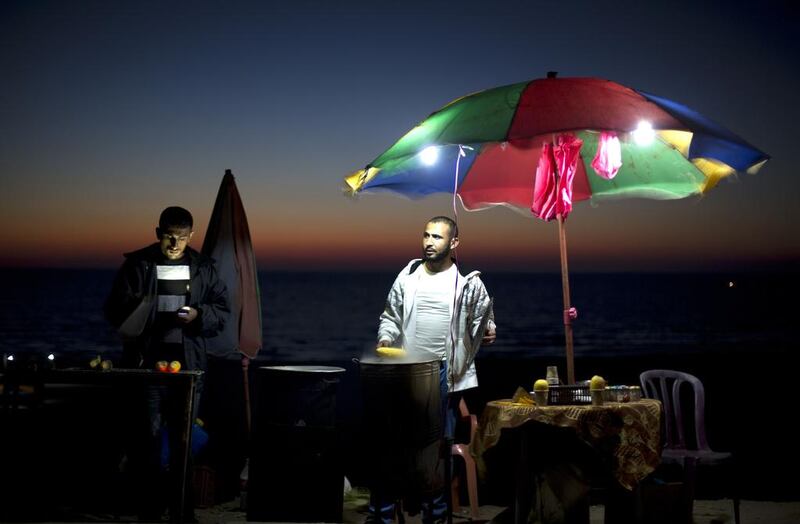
105;206;229;371
105;206;230;520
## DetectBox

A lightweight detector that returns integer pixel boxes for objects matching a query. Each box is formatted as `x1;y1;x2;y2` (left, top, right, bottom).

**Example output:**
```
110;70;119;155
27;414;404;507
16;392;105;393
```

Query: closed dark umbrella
201;169;262;433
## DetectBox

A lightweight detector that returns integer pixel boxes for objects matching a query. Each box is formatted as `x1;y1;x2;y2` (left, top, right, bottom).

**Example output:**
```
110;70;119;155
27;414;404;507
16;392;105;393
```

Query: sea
0;268;796;363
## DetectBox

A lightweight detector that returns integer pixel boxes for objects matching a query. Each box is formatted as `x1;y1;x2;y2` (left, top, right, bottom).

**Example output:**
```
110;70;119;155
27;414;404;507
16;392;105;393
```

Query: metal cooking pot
249;365;346;522
358;356;444;497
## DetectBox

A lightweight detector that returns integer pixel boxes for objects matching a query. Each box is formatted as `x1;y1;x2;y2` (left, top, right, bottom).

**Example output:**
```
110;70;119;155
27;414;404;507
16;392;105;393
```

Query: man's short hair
159;206;193;230
428;216;458;238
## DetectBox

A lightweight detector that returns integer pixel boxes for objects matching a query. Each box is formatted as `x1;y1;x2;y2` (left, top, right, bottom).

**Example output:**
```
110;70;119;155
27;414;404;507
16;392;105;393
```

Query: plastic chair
639;369;739;524
450;398;480;520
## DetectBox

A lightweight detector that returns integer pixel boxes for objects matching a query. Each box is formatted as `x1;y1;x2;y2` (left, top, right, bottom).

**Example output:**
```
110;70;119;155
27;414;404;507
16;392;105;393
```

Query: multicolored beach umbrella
345;76;768;209
344;75;769;384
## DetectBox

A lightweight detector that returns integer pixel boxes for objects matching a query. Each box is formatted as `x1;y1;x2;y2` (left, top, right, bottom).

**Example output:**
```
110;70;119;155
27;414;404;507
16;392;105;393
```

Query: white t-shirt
409;264;458;359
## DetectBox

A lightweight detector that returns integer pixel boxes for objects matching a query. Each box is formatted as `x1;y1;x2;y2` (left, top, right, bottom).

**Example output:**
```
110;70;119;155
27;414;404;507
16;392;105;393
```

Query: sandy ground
30;491;800;523
190;489;800;524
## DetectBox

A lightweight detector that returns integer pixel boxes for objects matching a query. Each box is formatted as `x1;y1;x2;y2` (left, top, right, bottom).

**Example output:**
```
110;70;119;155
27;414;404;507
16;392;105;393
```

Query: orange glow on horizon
1;187;795;272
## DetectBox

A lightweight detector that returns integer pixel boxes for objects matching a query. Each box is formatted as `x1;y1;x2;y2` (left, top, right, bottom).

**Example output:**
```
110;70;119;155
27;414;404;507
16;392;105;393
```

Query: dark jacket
104;244;230;371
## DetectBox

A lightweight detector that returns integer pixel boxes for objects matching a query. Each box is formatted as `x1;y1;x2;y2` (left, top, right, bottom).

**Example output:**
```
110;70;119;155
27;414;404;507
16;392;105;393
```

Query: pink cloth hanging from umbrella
591;131;622;179
531;134;584;221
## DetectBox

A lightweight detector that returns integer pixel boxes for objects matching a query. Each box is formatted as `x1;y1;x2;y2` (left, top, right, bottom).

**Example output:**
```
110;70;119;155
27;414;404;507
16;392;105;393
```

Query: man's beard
423;246;450;262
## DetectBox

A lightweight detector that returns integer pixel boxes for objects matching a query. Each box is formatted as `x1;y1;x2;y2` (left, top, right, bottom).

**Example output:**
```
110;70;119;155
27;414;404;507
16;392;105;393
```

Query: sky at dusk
2;0;798;272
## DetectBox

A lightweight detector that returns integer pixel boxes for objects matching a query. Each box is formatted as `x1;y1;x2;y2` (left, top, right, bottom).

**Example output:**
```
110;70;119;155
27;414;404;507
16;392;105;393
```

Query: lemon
533;379;549;391
376;347;406;358
590;375;607;390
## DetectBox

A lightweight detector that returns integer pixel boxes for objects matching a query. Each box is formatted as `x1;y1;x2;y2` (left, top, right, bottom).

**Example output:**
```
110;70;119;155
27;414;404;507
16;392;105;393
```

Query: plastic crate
548;384;591;405
193;465;216;508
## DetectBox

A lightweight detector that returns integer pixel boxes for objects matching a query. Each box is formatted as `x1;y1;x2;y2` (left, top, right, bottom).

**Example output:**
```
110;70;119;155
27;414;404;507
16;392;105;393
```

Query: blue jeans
368;361;458;524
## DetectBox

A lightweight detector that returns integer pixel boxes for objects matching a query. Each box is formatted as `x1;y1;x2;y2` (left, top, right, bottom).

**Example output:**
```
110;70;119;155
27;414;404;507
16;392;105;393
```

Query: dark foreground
203;495;797;524
2;349;798;522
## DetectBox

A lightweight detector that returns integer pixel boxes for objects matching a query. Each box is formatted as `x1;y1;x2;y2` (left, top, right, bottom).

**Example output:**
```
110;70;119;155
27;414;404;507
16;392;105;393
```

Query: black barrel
360;357;443;499
248;365;346;523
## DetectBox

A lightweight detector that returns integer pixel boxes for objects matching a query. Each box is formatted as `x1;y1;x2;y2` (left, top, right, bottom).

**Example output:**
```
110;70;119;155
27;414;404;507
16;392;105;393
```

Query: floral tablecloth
474;398;662;490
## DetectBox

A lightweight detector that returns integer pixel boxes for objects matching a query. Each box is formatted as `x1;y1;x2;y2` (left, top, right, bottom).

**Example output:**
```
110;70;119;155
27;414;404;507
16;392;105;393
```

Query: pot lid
260;365;346;374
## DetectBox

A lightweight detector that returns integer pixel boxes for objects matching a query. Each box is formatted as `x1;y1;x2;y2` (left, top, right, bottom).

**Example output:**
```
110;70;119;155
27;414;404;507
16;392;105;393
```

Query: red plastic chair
451;398;480;520
639;369;739;524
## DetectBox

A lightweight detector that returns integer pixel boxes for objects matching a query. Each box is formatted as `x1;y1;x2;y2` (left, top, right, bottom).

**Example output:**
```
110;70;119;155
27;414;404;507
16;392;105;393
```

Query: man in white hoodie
369;216;496;524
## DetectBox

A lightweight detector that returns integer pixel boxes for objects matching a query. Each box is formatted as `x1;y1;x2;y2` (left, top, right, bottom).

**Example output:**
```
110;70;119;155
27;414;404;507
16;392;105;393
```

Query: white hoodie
377;259;495;392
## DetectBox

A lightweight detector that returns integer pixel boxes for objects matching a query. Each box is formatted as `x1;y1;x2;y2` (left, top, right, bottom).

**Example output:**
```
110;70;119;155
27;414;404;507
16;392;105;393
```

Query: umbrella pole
242;355;252;437
240;355;252;502
556;213;576;385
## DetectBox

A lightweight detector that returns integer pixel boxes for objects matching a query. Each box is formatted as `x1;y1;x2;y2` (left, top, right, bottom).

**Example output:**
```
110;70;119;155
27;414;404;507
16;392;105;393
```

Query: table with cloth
474;398;662;524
